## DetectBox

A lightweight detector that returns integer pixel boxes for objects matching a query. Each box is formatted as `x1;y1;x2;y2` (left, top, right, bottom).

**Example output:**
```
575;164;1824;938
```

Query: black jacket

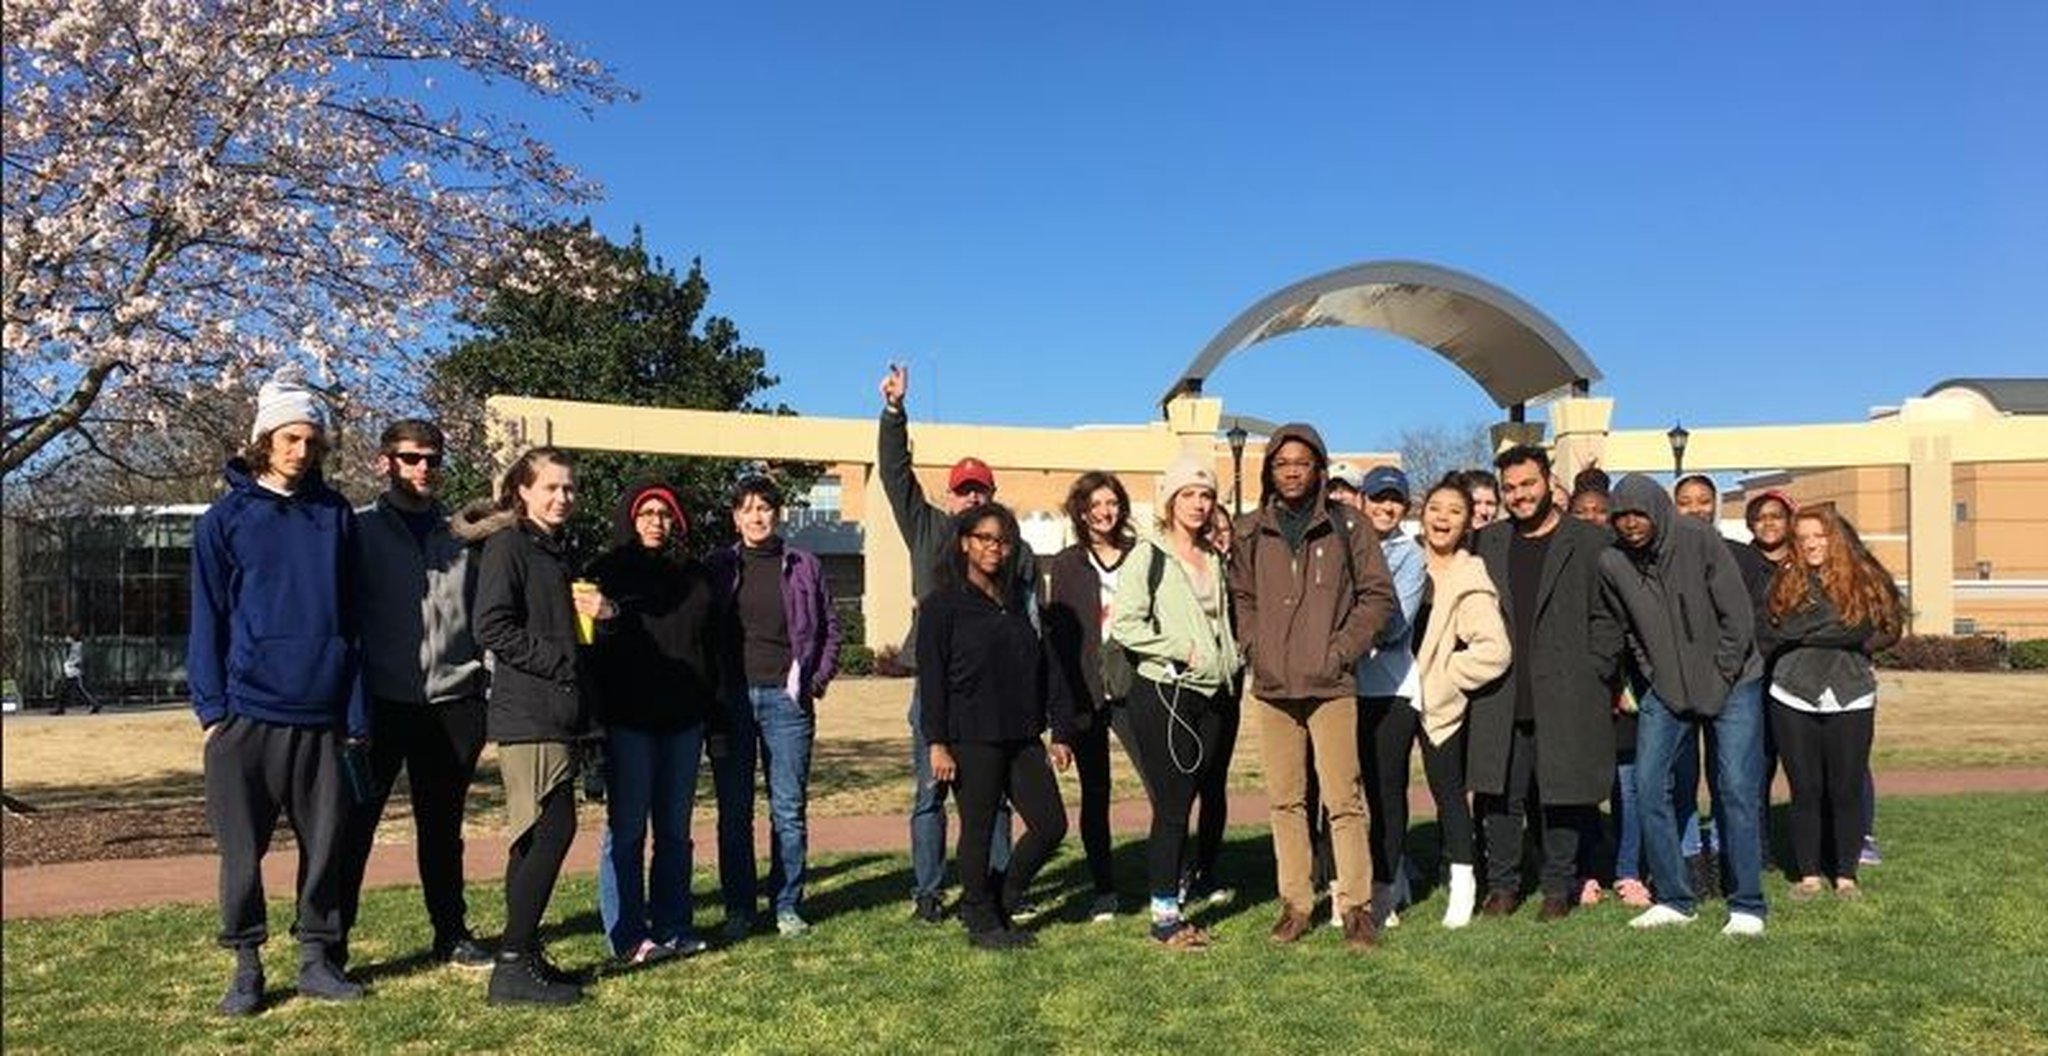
1758;573;1897;705
1599;474;1757;716
460;505;593;744
917;582;1075;746
585;488;725;734
1043;543;1129;722
1467;513;1624;805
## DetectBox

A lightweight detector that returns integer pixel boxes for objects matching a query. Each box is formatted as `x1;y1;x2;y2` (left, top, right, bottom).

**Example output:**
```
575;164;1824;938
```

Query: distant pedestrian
189;367;367;1015
54;629;101;714
335;419;492;973
1044;471;1140;923
464;446;610;1006
917;503;1074;951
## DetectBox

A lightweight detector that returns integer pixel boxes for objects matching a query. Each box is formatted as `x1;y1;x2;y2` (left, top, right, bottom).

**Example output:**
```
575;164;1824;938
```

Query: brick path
4;768;2043;921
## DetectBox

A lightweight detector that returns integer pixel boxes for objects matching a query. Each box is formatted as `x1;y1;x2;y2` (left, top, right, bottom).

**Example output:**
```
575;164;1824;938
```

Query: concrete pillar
1907;434;1955;635
1548;396;1615;490
860;462;913;658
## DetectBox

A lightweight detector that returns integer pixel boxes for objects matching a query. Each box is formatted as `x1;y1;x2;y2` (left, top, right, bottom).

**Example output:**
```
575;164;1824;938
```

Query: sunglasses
389;451;444;468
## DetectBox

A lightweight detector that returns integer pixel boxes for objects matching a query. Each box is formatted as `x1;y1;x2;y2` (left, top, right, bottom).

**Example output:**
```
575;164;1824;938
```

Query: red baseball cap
1744;489;1795;526
948;457;995;494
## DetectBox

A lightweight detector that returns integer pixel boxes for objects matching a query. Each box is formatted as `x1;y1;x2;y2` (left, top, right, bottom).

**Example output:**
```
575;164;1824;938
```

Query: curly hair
1767;505;1903;636
1063;471;1134;551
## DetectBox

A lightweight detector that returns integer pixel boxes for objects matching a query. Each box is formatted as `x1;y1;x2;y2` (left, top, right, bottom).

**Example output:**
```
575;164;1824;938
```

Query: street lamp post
1667;421;1691;478
1226;424;1249;516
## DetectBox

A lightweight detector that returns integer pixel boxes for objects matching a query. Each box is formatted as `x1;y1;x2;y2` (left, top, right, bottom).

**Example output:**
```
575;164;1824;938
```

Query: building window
1953;618;1978;635
1955;501;1969;522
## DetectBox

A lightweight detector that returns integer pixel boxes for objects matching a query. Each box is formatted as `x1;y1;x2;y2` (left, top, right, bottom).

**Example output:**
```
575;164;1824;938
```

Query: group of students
190;363;1904;1016
190;369;839;1013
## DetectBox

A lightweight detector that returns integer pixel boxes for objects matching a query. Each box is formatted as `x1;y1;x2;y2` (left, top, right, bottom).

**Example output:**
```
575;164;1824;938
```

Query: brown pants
1256;695;1372;915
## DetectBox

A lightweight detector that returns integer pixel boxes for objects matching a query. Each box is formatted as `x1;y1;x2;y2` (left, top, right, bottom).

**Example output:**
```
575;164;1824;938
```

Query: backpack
1099;545;1167;700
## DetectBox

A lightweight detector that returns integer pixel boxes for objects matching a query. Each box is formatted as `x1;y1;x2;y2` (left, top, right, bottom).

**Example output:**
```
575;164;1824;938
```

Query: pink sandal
1578;878;1604;905
1615;878;1653;907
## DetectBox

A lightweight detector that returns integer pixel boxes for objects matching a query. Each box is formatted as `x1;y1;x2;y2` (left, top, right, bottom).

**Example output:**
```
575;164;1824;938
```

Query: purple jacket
706;541;842;702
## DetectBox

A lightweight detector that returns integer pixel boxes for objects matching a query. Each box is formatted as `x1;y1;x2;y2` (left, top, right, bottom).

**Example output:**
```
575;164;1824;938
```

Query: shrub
1876;635;2004;672
837;644;876;677
2008;639;2048;671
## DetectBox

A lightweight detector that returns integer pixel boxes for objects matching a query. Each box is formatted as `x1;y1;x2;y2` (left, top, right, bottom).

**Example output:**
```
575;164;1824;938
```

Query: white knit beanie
250;365;325;441
1159;453;1218;505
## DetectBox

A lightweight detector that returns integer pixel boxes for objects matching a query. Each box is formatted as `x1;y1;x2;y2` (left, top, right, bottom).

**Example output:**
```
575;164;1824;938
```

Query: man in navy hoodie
190;367;371;1016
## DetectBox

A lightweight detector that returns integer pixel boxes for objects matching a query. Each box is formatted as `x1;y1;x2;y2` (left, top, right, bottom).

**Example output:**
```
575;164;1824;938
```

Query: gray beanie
1159;453;1218;505
250;366;326;441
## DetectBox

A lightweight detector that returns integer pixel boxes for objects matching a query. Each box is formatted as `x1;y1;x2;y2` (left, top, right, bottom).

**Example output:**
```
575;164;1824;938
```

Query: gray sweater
1598;475;1756;717
356;496;487;705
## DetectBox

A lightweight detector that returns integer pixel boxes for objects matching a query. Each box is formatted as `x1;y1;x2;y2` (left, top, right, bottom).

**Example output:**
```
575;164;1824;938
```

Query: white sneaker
1721;911;1766;938
1629;904;1699;929
1442;864;1476;930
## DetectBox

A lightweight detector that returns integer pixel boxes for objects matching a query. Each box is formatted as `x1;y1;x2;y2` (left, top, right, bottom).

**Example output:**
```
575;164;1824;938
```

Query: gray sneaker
1088;893;1120;923
721;915;752;942
776;910;812;938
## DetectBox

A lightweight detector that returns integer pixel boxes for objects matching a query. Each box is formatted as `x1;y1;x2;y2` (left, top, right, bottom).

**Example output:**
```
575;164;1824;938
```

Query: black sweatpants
1121;676;1226;899
1189;690;1242;887
336;697;487;944
1068;713;1116;896
1770;703;1874;881
502;784;577;953
1360;696;1475;879
1475;721;1591;901
953;740;1067;933
203;715;350;950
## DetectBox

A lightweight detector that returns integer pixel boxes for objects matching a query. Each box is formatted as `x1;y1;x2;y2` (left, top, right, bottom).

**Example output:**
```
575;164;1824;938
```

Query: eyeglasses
389;451;444;468
966;531;1014;549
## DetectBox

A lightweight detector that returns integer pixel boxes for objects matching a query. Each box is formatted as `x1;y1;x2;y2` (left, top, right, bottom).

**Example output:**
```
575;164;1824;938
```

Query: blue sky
508;1;2045;455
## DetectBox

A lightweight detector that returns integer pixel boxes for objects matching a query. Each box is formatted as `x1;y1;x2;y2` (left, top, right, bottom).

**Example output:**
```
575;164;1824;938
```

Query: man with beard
1467;445;1624;921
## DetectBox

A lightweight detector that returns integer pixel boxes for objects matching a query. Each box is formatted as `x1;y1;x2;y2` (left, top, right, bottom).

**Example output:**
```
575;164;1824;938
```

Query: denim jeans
597;723;704;954
1612;762;1642;880
908;688;1011;899
712;686;816;917
1636;680;1767;915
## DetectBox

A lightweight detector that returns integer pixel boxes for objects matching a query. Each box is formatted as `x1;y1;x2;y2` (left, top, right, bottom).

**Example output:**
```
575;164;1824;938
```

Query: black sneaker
912;893;948;925
530;946;588;986
488;952;582;1007
967;927;1035;951
217;952;264;1017
296;949;364;1002
435;933;494;971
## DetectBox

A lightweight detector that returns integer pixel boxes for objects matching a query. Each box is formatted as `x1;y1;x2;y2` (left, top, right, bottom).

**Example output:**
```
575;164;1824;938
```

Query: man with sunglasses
879;364;1036;924
335;419;493;970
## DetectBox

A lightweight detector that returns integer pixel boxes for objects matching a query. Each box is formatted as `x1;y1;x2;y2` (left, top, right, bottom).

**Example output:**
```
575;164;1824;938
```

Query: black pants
1475;721;1590;901
1360;696;1475;879
336;697;487;944
1189;690;1241;886
56;676;100;713
953;740;1067;933
204;716;349;950
1121;676;1226;899
503;784;577;953
1069;713;1116;895
1770;703;1874;881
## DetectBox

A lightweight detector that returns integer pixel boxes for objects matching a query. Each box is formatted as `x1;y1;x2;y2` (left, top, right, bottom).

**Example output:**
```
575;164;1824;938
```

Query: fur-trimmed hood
450;499;518;544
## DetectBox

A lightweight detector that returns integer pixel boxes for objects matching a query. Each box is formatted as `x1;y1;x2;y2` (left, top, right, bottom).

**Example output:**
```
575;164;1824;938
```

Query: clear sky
509;1;2045;457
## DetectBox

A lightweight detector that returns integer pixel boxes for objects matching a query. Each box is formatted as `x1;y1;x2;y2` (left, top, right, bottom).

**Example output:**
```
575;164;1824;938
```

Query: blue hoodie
188;459;369;738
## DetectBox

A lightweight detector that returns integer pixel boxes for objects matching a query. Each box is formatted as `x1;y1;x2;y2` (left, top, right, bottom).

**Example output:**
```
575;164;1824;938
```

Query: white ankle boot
1442;864;1477;930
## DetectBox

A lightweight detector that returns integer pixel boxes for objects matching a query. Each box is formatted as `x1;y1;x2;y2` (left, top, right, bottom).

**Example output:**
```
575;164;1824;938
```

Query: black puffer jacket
458;503;594;744
584;483;725;734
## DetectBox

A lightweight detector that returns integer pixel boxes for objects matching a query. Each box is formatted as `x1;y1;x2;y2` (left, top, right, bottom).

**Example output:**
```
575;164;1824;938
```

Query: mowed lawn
6;794;2047;1055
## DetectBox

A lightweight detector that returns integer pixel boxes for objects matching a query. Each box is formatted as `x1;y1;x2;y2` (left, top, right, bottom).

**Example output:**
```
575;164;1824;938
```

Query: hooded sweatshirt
1228;423;1395;701
584;483;725;733
188;460;370;738
1598;474;1757;717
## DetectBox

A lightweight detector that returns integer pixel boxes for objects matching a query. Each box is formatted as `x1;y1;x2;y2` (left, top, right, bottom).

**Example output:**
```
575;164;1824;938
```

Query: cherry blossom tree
1;0;629;477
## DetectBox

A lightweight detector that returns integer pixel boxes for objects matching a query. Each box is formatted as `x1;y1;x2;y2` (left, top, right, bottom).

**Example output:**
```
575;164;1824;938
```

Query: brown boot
1269;907;1312;944
1481;890;1521;918
1341;906;1378;952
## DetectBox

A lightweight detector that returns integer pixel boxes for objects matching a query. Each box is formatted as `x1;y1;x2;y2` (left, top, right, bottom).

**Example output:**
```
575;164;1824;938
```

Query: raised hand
879;363;908;410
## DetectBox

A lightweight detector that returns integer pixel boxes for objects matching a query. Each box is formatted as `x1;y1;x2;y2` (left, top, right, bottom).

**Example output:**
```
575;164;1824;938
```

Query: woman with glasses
916;503;1075;950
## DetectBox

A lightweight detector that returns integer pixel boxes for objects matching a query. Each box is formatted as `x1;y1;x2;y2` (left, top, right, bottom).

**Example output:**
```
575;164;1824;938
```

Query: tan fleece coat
1415;551;1513;746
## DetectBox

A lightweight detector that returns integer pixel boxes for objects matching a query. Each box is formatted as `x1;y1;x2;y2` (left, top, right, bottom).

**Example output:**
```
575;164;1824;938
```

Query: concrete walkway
5;768;2044;921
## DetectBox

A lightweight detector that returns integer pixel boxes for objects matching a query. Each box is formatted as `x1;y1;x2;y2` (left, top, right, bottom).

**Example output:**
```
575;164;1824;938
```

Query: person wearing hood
1601;474;1768;936
586;481;723;966
463;445;611;1006
705;475;843;940
1227;423;1395;952
1467;445;1624;922
1107;455;1243;949
190;368;369;1016
335;419;492;974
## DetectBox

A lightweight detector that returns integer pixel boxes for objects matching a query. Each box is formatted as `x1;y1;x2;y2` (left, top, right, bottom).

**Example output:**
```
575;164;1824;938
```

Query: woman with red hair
1760;506;1903;901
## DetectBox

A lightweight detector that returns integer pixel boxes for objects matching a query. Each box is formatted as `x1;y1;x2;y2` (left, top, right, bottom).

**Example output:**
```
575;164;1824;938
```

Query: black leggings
953;740;1067;932
502;784;576;953
1770;703;1874;881
1119;676;1226;899
1069;715;1116;895
1360;696;1474;880
1189;691;1241;886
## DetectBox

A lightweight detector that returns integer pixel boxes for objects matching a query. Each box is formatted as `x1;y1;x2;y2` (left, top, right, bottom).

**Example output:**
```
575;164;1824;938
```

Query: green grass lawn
7;794;2047;1054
